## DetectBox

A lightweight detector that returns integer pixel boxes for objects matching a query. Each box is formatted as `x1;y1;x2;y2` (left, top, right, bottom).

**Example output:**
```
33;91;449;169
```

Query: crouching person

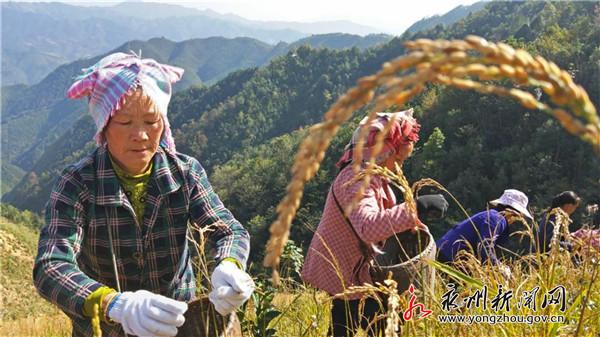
535;191;581;253
436;189;533;278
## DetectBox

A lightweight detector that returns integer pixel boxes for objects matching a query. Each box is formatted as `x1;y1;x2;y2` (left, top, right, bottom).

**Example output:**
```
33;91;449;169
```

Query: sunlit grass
2;212;599;337
0;314;71;337
0;217;72;336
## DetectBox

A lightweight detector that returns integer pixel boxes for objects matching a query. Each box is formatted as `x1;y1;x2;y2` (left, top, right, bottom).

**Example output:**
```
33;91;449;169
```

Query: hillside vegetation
0;212;70;336
7;1;597;251
0;33;389;192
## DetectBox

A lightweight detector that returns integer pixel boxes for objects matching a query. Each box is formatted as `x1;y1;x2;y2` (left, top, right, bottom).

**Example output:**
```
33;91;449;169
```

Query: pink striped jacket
301;164;417;299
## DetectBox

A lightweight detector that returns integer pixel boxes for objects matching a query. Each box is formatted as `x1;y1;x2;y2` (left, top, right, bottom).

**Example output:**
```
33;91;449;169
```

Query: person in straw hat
436;189;534;277
33;52;254;337
302;109;446;337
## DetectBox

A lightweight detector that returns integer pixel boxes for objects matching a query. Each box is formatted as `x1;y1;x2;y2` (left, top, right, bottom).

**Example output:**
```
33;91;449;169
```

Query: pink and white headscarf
336;109;421;168
66;52;184;152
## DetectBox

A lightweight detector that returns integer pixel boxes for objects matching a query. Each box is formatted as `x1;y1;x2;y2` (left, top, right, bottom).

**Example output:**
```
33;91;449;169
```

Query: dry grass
0;314;71;337
269;290;331;337
265;243;599;337
0;217;72;336
7;248;598;337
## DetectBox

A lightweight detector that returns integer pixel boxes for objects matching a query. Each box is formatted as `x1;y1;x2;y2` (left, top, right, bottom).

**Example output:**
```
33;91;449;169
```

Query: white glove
499;264;512;280
208;260;255;316
108;289;188;337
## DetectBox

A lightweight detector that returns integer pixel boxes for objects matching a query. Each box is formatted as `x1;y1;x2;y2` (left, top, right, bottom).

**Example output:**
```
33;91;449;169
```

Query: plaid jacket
33;145;250;336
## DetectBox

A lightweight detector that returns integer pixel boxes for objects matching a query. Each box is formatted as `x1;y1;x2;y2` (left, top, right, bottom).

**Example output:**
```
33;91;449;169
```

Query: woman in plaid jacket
301;110;426;337
33;52;254;337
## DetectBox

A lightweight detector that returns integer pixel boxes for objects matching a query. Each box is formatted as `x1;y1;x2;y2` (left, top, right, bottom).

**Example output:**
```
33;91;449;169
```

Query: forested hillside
0;33;388;194
3;1;599;267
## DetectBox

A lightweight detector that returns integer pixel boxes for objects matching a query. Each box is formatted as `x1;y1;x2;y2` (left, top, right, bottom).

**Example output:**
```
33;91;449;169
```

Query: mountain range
0;0;489;195
1;1;384;86
1;1;491;86
3;1;599;223
0;33;392;196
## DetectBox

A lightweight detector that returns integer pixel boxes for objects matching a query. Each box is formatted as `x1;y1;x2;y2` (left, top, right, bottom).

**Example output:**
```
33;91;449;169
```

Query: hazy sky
187;0;483;34
38;0;483;34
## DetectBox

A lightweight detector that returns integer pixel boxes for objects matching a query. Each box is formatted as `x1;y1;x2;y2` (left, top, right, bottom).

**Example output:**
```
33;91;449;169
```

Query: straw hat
489;189;533;221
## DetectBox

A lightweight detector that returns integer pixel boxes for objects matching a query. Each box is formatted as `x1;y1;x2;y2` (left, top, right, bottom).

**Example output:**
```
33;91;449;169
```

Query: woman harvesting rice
302;110;445;336
436;189;533;278
33;52;254;337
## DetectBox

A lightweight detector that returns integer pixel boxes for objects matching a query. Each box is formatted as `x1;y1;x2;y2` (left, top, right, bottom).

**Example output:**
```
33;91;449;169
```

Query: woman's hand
411;218;429;233
108;290;188;337
209;260;255;316
499;264;512;280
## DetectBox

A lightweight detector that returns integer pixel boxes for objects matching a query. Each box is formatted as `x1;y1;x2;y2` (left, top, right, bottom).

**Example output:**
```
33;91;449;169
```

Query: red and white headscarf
66;52;184;152
336;109;421;168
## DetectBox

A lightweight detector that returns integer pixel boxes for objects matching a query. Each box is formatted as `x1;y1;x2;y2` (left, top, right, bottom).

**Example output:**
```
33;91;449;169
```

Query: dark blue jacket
535;210;573;253
536;211;556;253
437;210;509;264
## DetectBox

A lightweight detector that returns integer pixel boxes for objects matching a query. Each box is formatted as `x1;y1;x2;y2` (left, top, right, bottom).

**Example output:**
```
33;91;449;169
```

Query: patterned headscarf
66;52;184;152
336;109;421;168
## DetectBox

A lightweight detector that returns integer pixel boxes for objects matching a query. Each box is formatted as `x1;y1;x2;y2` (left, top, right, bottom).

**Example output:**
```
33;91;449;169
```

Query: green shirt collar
108;154;153;182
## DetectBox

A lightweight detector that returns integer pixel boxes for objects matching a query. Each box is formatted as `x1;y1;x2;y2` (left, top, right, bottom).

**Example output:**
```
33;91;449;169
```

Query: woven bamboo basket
371;230;436;293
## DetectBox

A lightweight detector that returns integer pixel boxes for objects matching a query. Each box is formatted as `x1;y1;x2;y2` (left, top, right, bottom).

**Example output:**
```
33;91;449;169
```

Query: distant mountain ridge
405;1;489;33
0;1;382;86
289;33;391;50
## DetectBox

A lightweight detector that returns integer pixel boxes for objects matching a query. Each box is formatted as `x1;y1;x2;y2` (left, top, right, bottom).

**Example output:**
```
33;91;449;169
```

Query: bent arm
339;172;417;243
477;214;507;264
188;159;250;269
33;170;103;319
